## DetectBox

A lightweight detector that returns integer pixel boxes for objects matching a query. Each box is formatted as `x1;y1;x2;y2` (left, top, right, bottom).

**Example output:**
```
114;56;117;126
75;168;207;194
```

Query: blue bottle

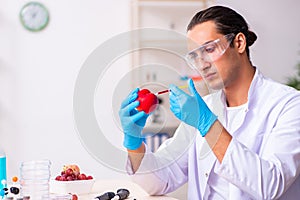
0;148;6;198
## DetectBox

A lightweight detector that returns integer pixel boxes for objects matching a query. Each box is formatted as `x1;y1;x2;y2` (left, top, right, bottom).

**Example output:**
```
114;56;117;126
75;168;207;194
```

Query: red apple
136;89;158;114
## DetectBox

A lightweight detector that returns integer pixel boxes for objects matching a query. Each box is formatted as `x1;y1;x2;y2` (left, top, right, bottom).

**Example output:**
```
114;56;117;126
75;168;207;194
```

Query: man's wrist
127;143;145;153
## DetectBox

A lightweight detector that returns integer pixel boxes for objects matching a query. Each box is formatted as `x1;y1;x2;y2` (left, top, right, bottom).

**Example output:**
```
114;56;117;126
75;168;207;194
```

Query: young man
119;6;300;199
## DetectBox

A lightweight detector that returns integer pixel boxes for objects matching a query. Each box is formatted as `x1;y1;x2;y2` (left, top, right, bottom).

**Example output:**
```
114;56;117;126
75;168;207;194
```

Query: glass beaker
20;160;51;200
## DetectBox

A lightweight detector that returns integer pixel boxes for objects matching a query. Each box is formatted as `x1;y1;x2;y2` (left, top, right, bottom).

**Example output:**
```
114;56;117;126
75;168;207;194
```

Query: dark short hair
187;6;257;59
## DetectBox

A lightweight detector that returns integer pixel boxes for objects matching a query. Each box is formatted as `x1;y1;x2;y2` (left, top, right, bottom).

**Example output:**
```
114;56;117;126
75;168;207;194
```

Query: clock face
20;2;49;32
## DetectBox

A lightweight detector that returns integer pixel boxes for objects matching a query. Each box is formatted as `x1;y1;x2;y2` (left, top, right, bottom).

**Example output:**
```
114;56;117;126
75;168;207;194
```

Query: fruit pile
55;164;93;181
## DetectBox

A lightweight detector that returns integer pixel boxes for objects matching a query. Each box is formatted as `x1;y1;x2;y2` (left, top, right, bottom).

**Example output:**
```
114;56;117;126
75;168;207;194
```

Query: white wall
0;0;132;180
216;0;300;82
0;0;299;183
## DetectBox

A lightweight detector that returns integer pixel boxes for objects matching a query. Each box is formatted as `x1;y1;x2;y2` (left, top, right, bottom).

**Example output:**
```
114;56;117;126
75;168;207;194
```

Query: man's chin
206;79;224;91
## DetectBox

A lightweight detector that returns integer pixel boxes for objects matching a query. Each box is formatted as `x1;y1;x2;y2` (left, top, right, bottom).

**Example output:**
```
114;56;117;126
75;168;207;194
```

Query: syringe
155;85;188;95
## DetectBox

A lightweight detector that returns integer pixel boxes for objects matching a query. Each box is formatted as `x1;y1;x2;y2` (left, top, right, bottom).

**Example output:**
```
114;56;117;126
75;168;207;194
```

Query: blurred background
0;0;299;198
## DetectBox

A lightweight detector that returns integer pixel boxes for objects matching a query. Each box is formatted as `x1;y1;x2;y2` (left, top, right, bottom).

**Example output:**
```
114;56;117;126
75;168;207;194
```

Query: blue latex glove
169;79;217;137
119;88;149;150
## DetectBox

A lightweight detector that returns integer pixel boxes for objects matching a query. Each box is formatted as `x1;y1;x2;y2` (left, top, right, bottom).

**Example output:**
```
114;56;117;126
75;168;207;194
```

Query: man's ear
234;32;247;54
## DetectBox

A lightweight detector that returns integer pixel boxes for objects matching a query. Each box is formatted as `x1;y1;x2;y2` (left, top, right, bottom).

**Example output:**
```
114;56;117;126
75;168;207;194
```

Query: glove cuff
123;134;143;150
199;114;218;137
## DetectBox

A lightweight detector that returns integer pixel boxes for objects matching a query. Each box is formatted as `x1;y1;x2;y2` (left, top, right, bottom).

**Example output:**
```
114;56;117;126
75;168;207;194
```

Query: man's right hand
119;88;149;150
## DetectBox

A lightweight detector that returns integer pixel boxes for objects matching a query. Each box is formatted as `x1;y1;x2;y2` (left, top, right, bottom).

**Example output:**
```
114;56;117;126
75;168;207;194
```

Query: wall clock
19;2;49;32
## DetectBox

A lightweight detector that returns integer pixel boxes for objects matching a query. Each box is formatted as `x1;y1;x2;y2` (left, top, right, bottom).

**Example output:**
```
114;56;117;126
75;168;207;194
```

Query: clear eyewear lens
186;33;235;69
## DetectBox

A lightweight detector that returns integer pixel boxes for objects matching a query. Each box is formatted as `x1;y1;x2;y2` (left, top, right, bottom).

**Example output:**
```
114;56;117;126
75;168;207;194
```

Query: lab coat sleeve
126;123;194;195
215;95;300;199
126;145;168;195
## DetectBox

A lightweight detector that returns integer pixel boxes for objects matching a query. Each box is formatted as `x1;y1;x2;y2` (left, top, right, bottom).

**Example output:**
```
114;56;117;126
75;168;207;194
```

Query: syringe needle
155;85;188;95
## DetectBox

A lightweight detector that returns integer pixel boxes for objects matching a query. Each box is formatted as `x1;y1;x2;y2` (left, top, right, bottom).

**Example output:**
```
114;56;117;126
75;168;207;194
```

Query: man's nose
198;59;211;72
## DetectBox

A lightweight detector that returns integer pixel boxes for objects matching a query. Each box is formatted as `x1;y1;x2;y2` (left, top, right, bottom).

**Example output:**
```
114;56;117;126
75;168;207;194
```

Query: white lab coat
127;68;300;199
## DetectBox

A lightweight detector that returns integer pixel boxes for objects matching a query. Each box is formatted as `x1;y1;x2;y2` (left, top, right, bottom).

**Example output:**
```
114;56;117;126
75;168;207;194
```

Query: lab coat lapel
197;90;225;199
196;136;217;199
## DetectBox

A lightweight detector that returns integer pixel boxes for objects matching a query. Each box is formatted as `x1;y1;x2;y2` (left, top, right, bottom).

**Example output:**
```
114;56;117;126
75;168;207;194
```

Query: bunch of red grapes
55;165;93;181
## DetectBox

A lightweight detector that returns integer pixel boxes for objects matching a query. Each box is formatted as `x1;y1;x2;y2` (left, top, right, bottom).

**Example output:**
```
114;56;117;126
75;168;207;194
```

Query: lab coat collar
220;66;261;111
247;67;264;108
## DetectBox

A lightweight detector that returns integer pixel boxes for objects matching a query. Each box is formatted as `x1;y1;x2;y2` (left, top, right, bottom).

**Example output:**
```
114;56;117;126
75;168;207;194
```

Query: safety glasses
185;33;235;69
